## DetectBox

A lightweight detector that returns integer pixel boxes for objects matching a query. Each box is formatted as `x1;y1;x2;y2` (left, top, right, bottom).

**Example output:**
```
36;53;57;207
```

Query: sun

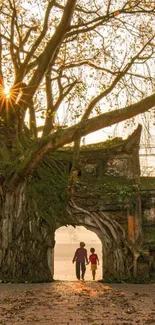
3;86;11;99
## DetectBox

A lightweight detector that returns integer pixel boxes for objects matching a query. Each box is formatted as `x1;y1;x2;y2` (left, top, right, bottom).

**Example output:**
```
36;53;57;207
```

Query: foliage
80;137;124;150
0;141;24;182
75;175;140;200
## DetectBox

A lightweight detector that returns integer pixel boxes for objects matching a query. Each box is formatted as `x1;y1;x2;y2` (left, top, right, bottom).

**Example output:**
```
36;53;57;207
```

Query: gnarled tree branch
7;91;155;191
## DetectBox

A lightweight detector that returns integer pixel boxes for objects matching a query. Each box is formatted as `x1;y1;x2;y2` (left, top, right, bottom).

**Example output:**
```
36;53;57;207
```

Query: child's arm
87;255;91;265
97;254;99;265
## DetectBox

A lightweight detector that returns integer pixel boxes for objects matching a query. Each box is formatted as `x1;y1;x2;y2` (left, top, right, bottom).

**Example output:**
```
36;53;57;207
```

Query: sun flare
3;86;11;99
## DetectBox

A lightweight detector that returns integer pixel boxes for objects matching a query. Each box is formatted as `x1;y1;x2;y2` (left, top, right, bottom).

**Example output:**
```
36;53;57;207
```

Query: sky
55;226;101;244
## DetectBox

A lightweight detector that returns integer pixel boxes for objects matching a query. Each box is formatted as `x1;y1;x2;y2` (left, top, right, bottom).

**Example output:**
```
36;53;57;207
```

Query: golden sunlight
3;86;11;99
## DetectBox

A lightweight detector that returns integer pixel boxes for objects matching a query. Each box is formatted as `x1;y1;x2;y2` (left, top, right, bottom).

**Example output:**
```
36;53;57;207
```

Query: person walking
72;242;88;280
89;247;99;280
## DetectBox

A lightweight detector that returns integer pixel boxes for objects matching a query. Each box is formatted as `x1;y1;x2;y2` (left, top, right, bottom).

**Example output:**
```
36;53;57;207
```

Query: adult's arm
72;249;78;263
85;249;89;264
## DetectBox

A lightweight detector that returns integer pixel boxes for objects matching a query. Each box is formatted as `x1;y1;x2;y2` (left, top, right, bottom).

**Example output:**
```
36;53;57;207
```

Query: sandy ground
0;281;155;325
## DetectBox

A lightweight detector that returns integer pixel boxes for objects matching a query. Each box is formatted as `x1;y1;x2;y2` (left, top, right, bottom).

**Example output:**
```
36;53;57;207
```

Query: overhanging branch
7;91;155;191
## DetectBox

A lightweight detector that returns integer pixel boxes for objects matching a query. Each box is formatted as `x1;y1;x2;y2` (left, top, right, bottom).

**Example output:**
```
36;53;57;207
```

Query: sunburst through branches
0;82;24;112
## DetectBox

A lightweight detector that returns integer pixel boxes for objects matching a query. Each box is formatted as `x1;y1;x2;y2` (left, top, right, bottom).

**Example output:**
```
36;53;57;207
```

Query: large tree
0;0;155;282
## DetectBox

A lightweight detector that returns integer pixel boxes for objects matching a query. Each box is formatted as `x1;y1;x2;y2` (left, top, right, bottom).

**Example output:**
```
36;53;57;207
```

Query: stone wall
53;124;141;182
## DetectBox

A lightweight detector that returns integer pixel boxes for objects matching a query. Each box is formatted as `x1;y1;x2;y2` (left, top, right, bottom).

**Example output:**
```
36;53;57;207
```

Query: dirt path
0;281;155;325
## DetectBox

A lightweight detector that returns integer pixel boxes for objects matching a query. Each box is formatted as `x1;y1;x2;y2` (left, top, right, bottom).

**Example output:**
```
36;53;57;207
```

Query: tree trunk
102;243;129;282
0;182;54;282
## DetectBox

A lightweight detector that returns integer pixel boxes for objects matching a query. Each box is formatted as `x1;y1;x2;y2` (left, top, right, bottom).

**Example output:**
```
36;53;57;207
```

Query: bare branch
0;34;4;87
61;60;118;76
107;0;112;15
0;33;19;50
54;79;78;112
66;4;155;39
18;0;77;116
82;35;155;120
9;0;19;75
42;66;55;136
29;99;37;138
22;0;56;71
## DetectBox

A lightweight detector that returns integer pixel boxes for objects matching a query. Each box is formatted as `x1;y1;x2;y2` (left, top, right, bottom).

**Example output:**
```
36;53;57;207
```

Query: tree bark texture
0;182;54;282
67;201;131;282
0;182;145;283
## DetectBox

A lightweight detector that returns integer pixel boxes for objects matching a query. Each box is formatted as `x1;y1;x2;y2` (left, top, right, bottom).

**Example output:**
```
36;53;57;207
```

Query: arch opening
54;226;103;281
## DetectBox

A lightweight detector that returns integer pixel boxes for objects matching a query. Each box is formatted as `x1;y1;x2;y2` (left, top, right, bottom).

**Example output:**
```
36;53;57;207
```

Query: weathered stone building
0;125;155;283
52;124;155;282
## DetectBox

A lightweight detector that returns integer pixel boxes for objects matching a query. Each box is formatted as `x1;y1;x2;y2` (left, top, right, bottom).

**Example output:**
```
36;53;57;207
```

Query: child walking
89;248;99;280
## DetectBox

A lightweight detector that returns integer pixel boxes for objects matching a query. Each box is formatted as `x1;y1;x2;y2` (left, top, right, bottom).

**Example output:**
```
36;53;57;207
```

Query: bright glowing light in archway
54;226;102;281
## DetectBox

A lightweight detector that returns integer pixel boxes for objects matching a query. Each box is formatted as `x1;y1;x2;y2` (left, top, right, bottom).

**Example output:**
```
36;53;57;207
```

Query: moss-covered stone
140;177;155;190
27;155;72;229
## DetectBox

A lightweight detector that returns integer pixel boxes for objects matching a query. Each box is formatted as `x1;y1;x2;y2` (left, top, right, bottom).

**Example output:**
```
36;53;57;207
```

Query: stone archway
52;201;129;282
74;210;128;282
